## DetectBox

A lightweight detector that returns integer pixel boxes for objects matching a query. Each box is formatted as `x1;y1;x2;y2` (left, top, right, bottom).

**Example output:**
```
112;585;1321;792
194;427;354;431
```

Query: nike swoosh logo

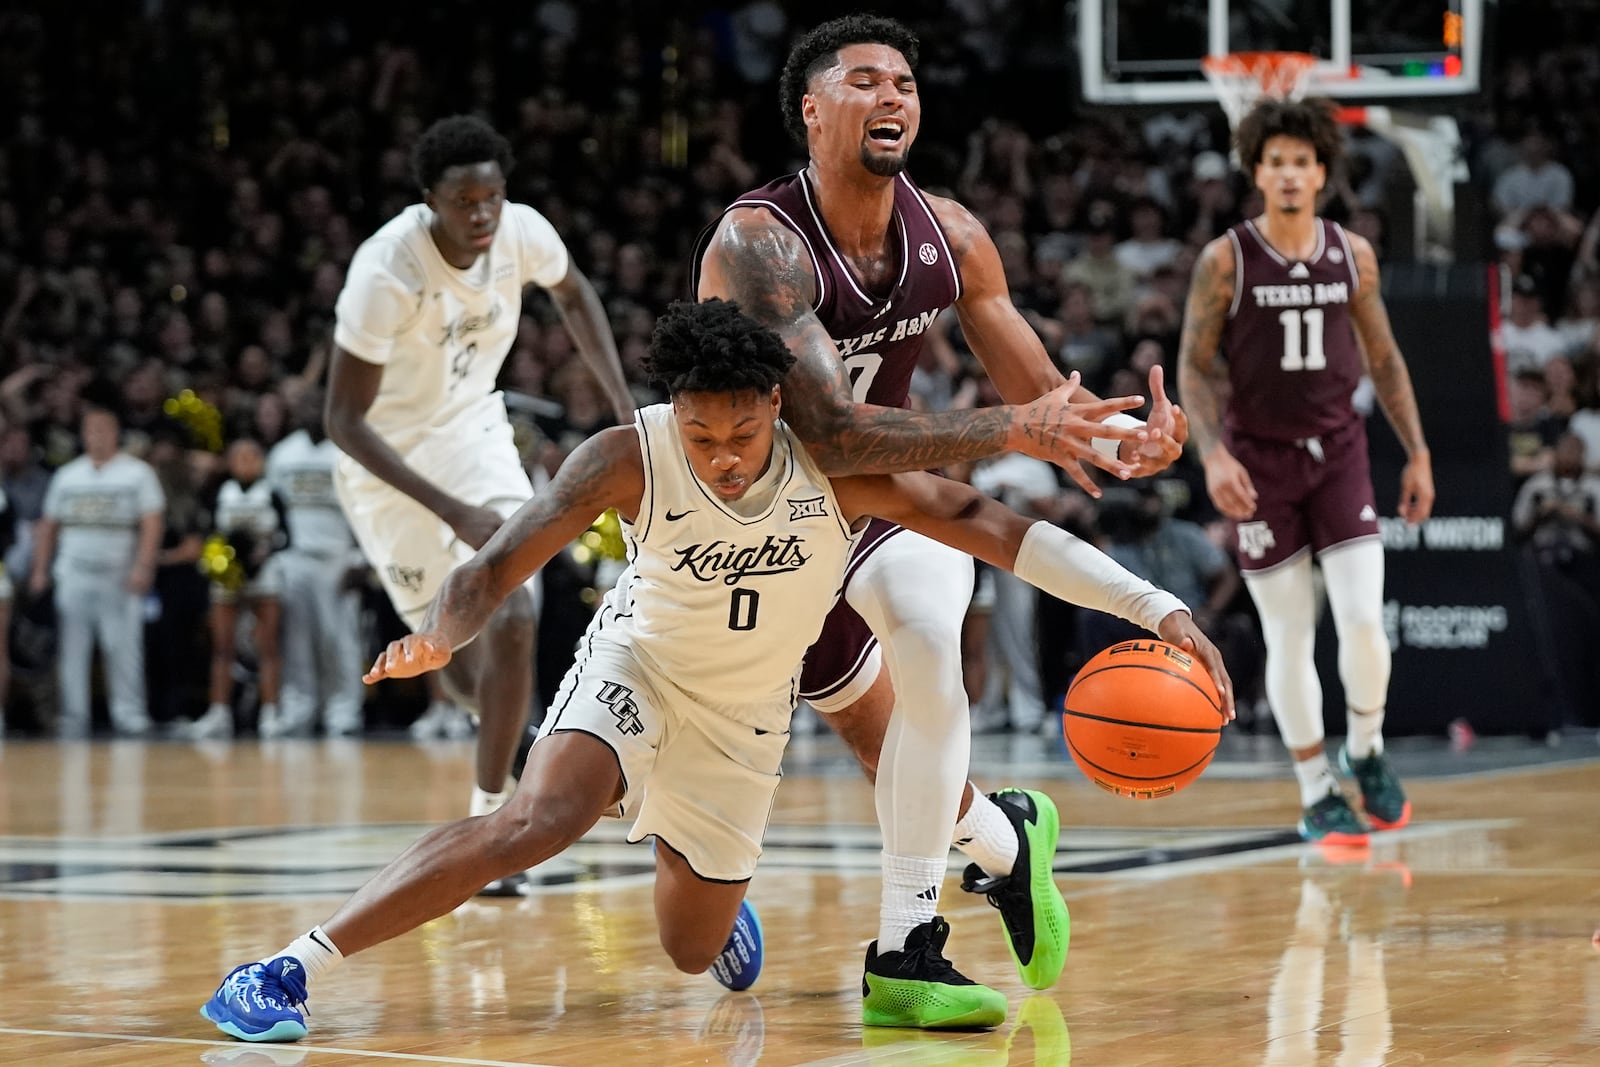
665;509;695;521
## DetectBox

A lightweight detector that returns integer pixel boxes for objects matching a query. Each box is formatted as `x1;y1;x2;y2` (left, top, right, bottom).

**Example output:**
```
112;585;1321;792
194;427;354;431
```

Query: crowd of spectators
0;1;1594;736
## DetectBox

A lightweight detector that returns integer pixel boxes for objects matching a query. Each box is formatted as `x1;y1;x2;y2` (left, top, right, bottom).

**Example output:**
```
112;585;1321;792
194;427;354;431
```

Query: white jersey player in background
263;386;366;738
200;299;1232;1044
326;114;634;891
29;383;164;737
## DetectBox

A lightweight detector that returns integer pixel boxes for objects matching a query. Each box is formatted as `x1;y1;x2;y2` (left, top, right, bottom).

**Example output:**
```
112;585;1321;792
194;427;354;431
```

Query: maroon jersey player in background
1177;97;1434;847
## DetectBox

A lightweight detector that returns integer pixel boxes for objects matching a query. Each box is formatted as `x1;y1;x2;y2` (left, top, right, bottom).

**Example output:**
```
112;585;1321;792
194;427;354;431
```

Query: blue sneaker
709;899;763;991
200;957;310;1043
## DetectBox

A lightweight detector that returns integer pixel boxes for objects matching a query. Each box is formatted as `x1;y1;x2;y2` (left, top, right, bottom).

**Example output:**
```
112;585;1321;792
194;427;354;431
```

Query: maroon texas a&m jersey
695;169;961;409
1220;218;1364;443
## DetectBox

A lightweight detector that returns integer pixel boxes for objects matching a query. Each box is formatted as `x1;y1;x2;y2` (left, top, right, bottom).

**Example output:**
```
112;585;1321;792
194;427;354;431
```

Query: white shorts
538;634;791;883
211;553;285;606
336;411;538;630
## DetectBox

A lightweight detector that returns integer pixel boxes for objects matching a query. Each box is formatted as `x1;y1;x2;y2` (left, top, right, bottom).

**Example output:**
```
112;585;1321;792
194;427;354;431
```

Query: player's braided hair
645;299;796;396
1234;97;1343;174
779;15;920;147
411;115;514;191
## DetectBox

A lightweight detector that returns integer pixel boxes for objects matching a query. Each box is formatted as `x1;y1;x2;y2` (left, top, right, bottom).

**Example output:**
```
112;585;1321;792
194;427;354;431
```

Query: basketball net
1200;51;1319;132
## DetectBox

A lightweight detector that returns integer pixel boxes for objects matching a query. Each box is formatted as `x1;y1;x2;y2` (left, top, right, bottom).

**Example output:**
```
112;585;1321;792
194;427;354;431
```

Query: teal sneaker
959;788;1070;990
1298;792;1370;847
1339;746;1412;830
862;917;1008;1029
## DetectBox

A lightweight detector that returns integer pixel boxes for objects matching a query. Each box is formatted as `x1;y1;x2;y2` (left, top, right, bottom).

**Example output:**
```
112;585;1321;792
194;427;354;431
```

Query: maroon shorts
1226;417;1379;572
798;519;904;705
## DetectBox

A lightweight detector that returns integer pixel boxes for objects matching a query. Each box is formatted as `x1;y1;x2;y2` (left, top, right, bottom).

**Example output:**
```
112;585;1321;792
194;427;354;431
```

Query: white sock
278;926;343;985
206;702;230;720
879;852;946;953
951;786;1019;878
259;701;279;722
470;787;506;817
1345;708;1386;758
1292;752;1340;809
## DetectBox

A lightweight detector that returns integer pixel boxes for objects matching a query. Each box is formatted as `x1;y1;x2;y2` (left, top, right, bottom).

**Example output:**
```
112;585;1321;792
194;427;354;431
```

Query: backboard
1079;0;1485;106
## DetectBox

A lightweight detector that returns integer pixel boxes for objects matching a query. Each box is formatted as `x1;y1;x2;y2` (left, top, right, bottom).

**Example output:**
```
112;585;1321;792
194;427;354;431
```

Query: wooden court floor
0;733;1596;1066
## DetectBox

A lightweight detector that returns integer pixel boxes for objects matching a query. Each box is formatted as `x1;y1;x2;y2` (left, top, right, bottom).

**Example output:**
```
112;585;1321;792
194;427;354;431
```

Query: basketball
1063;639;1226;799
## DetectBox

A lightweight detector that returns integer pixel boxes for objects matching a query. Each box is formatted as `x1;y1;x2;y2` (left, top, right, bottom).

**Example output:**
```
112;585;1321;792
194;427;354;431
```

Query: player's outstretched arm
364;427;644;682
1346;233;1434;525
832;471;1234;717
932;195;1187;476
698;209;1145;493
545;264;636;424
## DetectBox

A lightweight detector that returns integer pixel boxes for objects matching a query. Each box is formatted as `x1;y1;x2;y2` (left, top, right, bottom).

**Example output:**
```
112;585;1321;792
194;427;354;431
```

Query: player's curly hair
411;115;515;191
645;299;796;396
779;15;920;147
1234;97;1343;174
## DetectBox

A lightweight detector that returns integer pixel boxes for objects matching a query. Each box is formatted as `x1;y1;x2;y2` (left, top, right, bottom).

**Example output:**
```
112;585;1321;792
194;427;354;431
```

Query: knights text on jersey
1220;218;1364;442
332;202;570;452
589;404;859;716
696;170;961;409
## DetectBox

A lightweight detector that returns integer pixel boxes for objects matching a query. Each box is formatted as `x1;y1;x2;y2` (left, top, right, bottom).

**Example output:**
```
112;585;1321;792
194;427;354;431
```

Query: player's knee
657;926;722;975
491;793;592;868
883;619;962;680
484;589;536;649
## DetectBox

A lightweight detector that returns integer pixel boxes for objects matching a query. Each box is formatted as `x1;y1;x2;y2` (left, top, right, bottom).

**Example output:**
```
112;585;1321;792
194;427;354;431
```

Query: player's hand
1398;450;1434;526
1156;610;1235;721
125;563;154;595
1120;365;1189;476
1015;372;1145;498
446;504;505;550
365;631;453;683
1202;446;1258;520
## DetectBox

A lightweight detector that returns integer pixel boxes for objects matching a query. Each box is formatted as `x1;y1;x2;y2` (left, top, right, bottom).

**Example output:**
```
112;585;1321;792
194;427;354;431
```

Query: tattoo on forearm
1353;245;1428;456
713;215;1013;474
1176;243;1236;456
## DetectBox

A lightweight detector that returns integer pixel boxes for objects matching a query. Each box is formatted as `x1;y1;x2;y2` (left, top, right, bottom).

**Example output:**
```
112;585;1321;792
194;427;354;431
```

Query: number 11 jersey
1220;217;1365;444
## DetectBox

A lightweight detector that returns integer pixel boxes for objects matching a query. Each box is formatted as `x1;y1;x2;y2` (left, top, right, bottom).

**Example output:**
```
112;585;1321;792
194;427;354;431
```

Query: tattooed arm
1176;236;1258;520
364;427;644;680
697;207;1144;489
1347;233;1435;524
930;193;1187;475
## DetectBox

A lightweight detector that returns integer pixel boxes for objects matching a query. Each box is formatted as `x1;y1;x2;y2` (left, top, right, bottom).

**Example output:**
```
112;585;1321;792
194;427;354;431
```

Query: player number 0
728;588;760;631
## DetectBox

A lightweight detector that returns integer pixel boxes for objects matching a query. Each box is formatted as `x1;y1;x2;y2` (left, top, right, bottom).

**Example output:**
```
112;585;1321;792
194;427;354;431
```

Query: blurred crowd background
1;0;1597;740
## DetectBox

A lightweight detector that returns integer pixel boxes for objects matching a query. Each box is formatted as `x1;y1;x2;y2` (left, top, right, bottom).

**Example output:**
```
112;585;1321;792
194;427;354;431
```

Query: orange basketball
1063;639;1225;799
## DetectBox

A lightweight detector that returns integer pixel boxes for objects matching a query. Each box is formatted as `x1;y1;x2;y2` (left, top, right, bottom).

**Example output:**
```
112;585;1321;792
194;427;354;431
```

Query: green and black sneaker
1297;791;1370;847
960;788;1071;990
1339;746;1412;830
862;917;1008;1029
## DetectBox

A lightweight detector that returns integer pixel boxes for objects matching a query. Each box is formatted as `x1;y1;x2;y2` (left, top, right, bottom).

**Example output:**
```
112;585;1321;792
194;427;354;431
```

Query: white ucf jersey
332;201;571;456
591;403;859;720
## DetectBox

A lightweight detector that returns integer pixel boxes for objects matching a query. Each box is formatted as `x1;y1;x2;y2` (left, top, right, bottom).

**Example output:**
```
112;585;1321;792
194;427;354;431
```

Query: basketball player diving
200;298;1232;1043
695;15;1191;1022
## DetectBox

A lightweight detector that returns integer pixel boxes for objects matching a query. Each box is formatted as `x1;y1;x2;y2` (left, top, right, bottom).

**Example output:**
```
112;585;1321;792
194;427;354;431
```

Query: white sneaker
410;701;463;740
179;705;234;740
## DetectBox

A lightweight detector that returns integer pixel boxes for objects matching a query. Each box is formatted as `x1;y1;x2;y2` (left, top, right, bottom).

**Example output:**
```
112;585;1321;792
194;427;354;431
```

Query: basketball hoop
1201;51;1319;131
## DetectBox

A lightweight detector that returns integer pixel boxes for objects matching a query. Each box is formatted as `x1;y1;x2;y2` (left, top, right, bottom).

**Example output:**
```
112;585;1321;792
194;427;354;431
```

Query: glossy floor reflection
0;735;1596;1065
